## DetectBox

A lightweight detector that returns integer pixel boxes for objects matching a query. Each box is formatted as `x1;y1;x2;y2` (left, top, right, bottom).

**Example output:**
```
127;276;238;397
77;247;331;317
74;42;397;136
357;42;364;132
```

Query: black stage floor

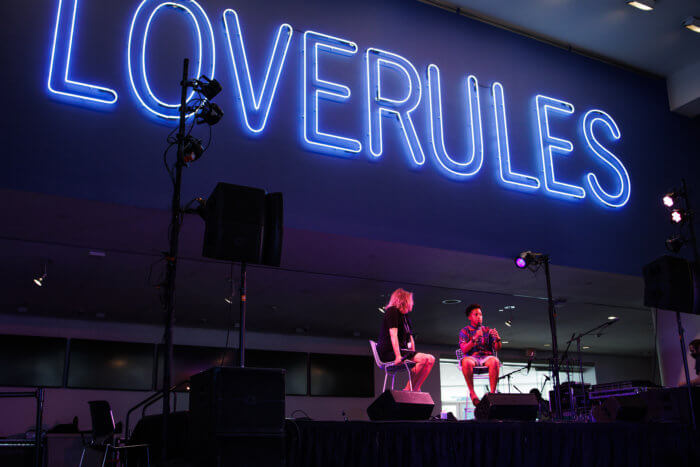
283;420;699;467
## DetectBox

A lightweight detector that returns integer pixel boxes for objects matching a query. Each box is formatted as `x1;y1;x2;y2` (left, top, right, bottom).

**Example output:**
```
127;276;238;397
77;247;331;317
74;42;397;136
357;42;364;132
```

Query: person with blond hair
376;288;435;392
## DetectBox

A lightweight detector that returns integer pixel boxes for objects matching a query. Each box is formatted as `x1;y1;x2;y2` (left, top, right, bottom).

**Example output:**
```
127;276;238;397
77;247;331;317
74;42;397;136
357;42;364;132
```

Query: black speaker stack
202;183;283;266
366;390;435;421
474;393;539;421
189;367;286;467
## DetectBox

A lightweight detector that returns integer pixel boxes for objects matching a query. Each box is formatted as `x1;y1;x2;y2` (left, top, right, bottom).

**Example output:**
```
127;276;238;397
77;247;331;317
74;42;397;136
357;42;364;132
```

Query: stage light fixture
662;193;676;208
671;209;684;224
505;319;512;327
665;235;685;253
626;0;655;11
224;296;234;304
607;316;618;320
196;102;224;126
183;136;204;164
33;261;49;287
683;16;700;33
194;75;222;100
515;251;542;269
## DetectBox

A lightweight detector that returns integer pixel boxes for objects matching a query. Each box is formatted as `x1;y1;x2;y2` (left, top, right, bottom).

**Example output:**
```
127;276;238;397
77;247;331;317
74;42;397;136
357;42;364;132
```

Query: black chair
78;400;150;467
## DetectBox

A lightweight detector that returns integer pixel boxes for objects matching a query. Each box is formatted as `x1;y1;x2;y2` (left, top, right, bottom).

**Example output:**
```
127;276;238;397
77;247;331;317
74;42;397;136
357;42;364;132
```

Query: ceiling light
505;320;512;327
626;0;654;11
88;250;106;257
582;346;591;350
544;343;551;347
607;316;618;320
378;307;385;314
683;16;700;33
224;296;234;304
501;341;509;344
441;299;462;305
504;305;515;310
33;261;49;287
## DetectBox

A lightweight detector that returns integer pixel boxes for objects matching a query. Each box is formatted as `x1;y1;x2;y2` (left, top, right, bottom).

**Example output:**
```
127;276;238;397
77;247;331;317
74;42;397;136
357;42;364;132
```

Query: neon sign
46;1;631;208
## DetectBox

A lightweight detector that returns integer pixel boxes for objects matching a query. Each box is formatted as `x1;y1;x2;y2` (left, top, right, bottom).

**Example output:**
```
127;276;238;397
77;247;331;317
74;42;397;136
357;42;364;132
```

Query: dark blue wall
2;0;699;275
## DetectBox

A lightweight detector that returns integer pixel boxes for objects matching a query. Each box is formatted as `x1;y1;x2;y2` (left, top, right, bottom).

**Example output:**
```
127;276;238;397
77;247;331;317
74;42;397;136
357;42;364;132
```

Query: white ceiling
422;0;700;115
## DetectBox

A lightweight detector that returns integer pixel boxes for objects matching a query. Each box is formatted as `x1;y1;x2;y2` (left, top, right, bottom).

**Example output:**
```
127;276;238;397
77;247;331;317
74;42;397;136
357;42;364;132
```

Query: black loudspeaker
643;255;697;314
474;393;538;421
189;367;285;436
202;183;284;266
592;394;648;422
367;390;435;421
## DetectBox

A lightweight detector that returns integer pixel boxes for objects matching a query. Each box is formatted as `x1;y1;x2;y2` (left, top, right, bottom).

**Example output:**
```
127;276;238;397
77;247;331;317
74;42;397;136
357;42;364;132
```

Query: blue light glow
426;65;483;177
491;82;540;190
47;0;118;105
365;48;425;166
535;94;585;199
223;9;292;134
302;30;361;155
127;0;215;120
582;109;630;208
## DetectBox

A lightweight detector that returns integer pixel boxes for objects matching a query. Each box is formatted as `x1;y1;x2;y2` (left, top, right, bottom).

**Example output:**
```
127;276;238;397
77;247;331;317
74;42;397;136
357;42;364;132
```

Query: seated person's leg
460;357;479;404
483;356;500;393
410;352;435;391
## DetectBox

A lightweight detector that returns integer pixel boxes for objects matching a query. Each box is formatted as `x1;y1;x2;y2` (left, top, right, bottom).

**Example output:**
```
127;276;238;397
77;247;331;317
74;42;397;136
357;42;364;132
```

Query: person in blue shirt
458;304;502;405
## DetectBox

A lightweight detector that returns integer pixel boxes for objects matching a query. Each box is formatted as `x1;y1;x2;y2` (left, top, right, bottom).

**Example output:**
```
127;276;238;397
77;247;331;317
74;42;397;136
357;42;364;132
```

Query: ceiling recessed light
378;307;385;314
502;341;509;344
626;0;654;11
608;316;618;320
582;346;591;350
504;305;515;310
544;343;551;347
441;299;462;305
505;320;512;327
683;16;700;33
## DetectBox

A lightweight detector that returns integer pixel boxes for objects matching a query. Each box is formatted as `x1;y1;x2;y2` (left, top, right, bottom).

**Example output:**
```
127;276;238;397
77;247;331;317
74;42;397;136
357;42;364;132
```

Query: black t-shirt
377;306;413;362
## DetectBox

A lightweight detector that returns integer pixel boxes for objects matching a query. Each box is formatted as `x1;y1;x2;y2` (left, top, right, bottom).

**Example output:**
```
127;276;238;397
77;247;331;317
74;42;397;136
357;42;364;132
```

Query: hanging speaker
642;255;697;314
201;183;283;266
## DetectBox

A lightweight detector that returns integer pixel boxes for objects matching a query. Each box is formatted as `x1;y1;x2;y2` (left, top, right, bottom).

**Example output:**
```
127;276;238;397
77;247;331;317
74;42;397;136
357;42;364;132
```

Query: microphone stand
564;318;620;420
498;363;530;393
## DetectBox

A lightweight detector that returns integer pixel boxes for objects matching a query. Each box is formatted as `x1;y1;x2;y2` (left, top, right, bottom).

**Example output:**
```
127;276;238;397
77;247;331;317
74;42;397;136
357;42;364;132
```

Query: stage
283;419;699;467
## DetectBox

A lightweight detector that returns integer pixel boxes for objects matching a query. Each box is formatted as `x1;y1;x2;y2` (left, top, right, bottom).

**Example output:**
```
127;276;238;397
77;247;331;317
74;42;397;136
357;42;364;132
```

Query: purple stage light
662;195;674;208
671;210;683;223
515;257;527;268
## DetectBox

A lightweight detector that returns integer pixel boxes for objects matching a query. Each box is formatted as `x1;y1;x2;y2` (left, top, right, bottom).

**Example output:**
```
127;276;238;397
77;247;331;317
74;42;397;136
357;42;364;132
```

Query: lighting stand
542;256;563;420
160;58;190;463
676;178;697;430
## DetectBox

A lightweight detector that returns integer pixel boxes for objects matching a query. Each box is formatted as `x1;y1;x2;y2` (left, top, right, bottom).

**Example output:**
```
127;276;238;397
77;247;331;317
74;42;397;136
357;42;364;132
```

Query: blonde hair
386;288;413;313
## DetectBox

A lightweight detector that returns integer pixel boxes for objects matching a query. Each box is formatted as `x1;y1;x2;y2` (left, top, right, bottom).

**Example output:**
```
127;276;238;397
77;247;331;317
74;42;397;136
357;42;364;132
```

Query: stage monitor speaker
643;255;697;314
202;183;284;266
189;367;285;436
474;393;538;421
592;394;648;422
367;390;434;421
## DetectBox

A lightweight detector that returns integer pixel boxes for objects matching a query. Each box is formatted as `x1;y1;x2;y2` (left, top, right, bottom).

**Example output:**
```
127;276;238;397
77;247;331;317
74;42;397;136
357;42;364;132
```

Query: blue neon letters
366;48;425;167
46;1;632;208
128;0;216;120
582;110;630;208
224;9;292;134
48;0;118;105
535;95;586;200
302;31;361;155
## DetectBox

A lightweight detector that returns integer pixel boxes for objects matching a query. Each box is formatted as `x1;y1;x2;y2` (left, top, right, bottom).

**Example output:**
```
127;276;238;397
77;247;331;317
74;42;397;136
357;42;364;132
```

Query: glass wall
440;358;597;420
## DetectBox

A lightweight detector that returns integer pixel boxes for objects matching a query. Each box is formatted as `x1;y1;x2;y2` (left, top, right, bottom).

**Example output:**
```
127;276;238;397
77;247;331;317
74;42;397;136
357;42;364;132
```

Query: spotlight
183;136;204;164
196;102;224;126
626;0;654;11
505;319;512;327
33;261;49;287
662;193;676;208
33;274;46;287
515;251;540;268
671;209;684;224
683;16;700;34
224;296;234;304
665;236;685;253
194;75;222;100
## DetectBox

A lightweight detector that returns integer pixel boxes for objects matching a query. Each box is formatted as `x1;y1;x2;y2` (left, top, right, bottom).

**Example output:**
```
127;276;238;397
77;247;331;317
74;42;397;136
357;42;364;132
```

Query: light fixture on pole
683;16;700;33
